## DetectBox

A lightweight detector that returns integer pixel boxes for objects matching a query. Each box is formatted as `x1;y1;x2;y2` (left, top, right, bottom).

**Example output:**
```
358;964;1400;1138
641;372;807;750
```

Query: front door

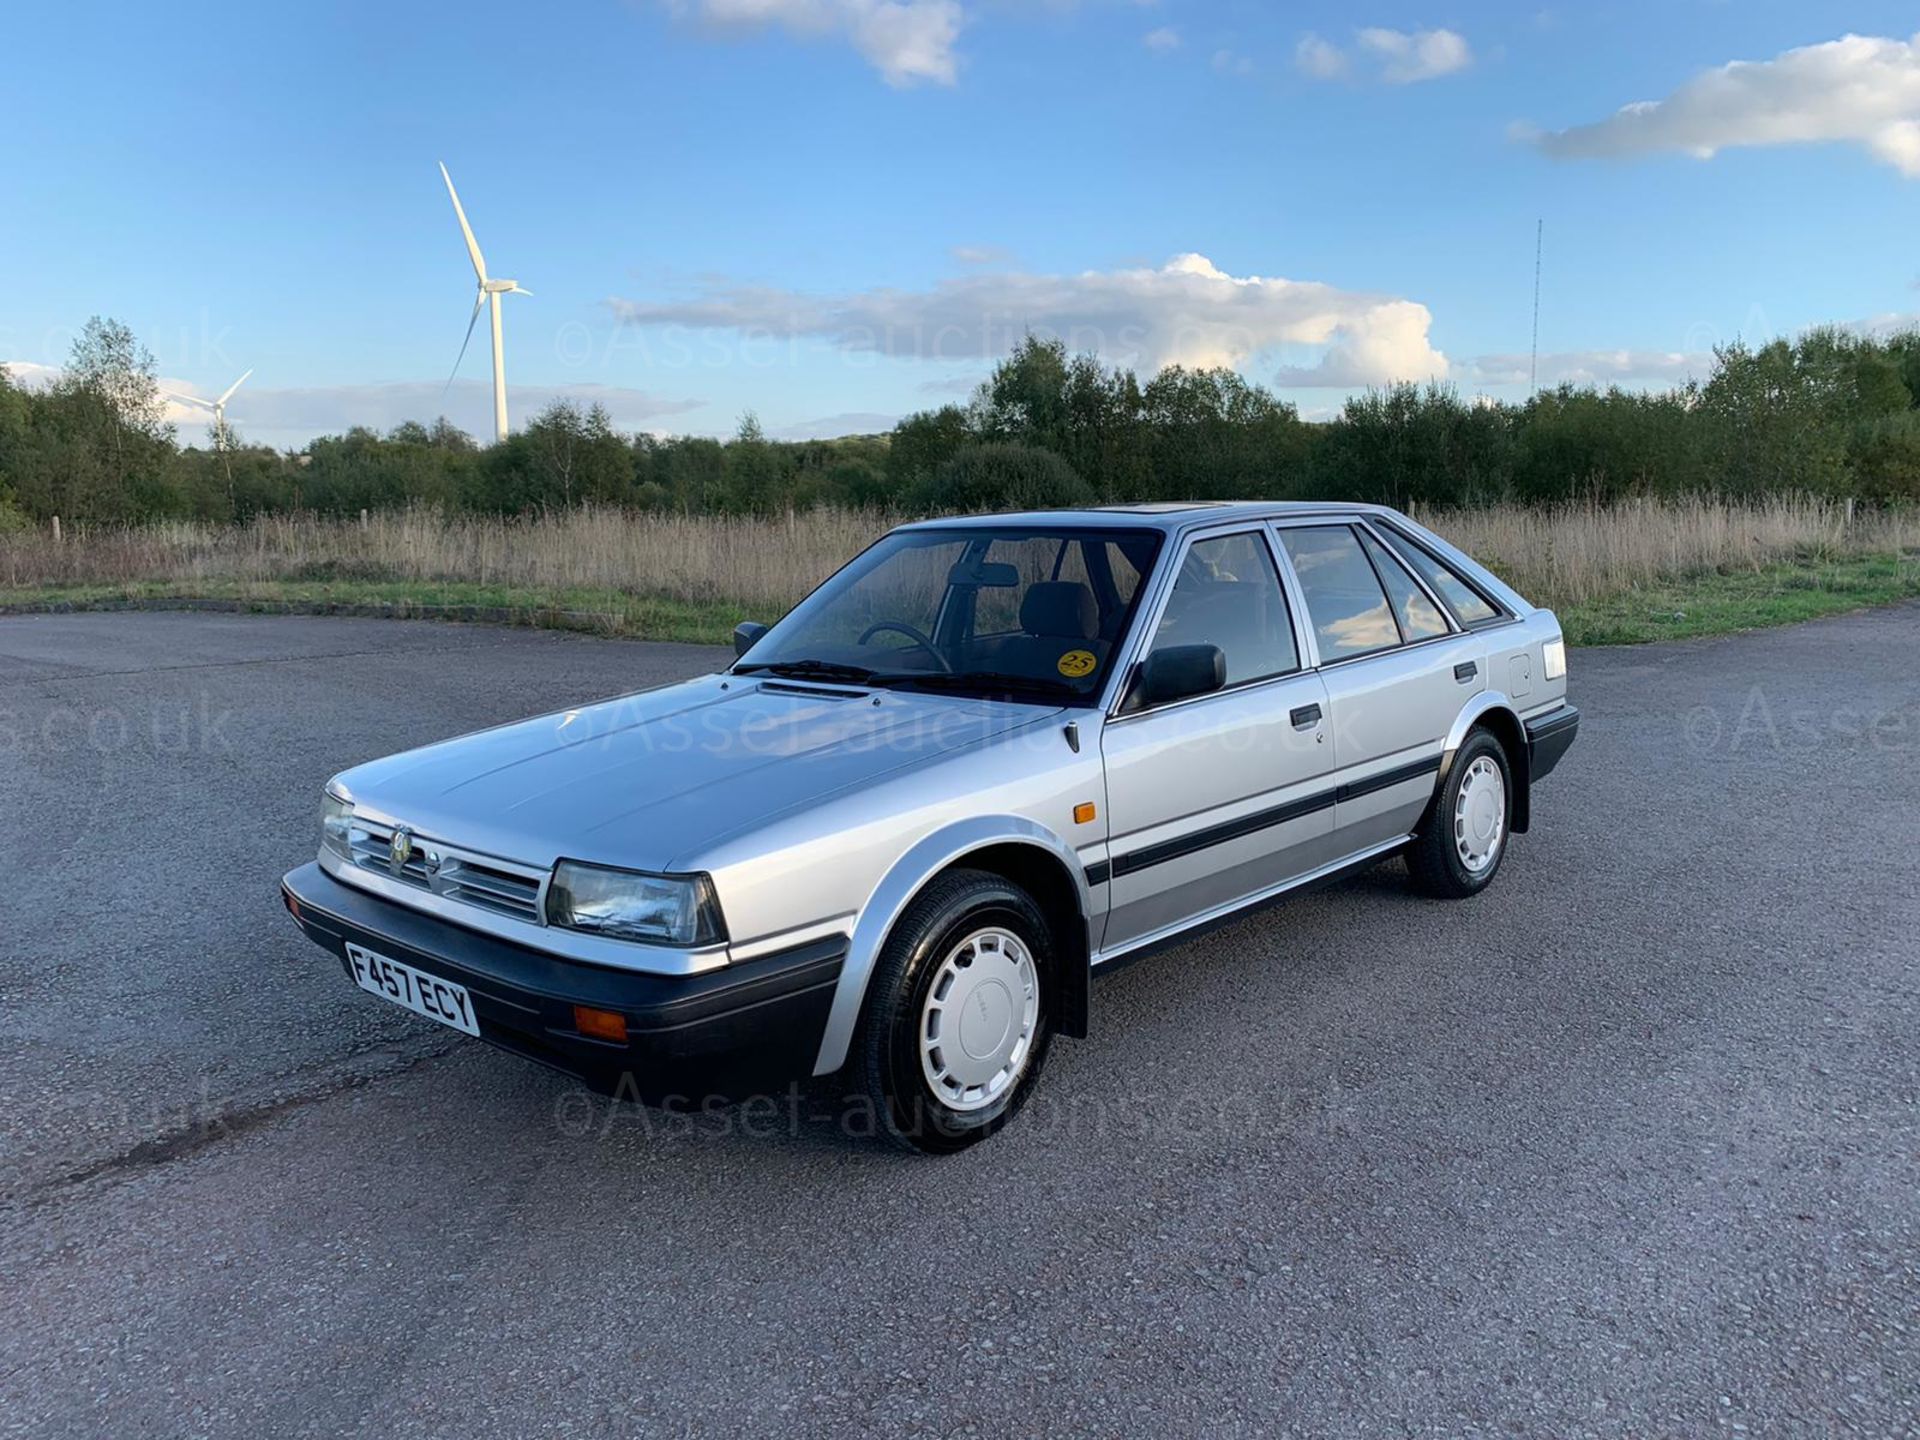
1098;529;1340;956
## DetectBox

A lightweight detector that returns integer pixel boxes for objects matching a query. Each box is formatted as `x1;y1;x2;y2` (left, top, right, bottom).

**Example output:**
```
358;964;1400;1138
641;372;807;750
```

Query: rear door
1097;528;1338;955
1273;520;1486;853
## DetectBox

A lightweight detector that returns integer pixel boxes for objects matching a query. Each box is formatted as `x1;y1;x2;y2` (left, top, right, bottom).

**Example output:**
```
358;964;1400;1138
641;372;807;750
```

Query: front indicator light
573;1006;629;1044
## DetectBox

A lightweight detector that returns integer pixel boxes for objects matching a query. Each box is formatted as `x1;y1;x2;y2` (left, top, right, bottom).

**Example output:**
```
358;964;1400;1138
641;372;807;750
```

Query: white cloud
768;411;900;439
918;373;985;396
666;0;963;86
245;382;706;447
1842;311;1920;340
1294;33;1348;80
1142;25;1179;53
1211;48;1253;77
1464;349;1708;389
1529;31;1920;177
1296;26;1471;84
1;361;60;390
1355;26;1472;84
609;251;1449;388
949;243;1013;266
4;360;216;431
3;364;708;448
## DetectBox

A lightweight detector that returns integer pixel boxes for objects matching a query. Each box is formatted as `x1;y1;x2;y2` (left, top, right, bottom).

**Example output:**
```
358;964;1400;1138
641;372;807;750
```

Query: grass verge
0;579;746;645
1556;554;1920;645
3;553;1916;648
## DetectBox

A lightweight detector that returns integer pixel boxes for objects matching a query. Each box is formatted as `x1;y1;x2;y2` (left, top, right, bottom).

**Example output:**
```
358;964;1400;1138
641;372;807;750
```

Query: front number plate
345;943;481;1037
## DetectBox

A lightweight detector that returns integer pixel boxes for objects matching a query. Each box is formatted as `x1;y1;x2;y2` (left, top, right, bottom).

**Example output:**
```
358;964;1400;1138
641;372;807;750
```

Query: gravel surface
1;609;1915;1438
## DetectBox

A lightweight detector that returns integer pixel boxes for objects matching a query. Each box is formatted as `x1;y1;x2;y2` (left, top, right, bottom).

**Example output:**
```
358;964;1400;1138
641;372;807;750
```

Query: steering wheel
857;621;952;673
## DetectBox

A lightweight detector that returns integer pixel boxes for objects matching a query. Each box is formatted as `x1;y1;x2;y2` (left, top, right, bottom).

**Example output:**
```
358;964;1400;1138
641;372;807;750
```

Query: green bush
1848;413;1920;502
916;443;1095;514
0;491;30;534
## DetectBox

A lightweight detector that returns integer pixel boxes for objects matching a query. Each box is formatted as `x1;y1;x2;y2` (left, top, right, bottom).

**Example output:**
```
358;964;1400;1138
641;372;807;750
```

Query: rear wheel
1406;729;1512;898
854;869;1054;1154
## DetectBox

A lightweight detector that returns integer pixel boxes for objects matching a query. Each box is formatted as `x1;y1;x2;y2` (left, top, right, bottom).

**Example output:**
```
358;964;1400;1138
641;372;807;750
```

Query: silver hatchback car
283;503;1577;1151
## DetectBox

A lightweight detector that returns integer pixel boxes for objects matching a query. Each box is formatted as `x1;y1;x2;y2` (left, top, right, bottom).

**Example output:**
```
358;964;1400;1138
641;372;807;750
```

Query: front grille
348;820;545;923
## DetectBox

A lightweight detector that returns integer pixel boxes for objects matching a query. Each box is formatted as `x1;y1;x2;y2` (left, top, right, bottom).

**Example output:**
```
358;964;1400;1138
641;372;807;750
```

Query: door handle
1290;703;1322;729
1454;661;1478;683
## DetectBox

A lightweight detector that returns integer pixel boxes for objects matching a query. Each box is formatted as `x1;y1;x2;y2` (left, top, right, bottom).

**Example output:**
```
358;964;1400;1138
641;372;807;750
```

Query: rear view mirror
732;621;769;658
947;560;1020;588
1137;644;1226;707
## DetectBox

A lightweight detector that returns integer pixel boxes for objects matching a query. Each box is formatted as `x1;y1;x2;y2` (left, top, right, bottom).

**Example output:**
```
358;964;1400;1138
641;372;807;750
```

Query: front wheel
854;869;1054;1154
1406;729;1512;898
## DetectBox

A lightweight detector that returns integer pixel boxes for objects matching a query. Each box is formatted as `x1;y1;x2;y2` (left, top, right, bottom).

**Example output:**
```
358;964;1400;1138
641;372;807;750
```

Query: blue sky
6;0;1920;448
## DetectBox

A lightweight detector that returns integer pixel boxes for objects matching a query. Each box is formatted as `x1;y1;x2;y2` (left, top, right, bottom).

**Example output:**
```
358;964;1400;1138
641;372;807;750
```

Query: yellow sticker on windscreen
1057;649;1097;679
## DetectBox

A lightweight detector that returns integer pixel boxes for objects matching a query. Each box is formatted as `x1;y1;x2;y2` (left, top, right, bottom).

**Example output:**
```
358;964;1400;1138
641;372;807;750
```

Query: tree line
5;318;1920;532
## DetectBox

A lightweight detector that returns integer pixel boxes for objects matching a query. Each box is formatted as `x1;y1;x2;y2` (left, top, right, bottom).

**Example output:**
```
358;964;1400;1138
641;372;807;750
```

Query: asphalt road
2;609;1916;1438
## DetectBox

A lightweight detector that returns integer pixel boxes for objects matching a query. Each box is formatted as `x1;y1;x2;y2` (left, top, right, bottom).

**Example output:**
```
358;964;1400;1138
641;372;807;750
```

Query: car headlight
545;861;726;946
321;790;354;860
1542;637;1567;681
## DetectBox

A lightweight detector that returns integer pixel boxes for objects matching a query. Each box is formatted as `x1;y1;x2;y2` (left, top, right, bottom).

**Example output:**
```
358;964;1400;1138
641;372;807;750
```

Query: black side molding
1334;754;1441;803
1108;790;1337;877
1084;753;1442;884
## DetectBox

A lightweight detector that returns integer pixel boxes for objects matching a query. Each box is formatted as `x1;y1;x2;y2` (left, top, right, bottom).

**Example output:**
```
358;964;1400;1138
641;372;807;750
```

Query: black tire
1406;728;1513;899
853;869;1055;1154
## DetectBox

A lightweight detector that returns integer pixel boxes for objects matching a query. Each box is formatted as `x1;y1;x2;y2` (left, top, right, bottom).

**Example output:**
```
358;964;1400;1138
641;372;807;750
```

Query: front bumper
1525;703;1580;782
281;863;844;1101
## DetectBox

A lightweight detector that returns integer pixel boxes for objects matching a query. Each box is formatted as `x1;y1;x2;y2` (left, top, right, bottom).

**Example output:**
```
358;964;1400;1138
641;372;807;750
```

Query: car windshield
735;525;1164;704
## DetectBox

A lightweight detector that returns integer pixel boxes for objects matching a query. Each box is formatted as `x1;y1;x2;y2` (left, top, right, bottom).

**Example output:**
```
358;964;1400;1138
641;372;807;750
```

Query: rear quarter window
1378;528;1503;626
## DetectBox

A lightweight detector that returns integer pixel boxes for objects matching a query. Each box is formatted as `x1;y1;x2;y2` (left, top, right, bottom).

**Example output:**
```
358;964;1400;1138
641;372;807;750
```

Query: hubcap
919;927;1039;1113
1453;755;1506;874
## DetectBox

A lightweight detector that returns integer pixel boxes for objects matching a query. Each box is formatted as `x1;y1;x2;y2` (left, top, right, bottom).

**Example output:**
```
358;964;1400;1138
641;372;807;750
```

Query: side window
1146;532;1299;688
1378;528;1501;625
1359;530;1449;640
1279;526;1401;661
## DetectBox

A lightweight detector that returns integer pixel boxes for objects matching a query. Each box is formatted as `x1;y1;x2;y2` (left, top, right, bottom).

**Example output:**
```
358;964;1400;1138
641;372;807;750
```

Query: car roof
896;501;1400;536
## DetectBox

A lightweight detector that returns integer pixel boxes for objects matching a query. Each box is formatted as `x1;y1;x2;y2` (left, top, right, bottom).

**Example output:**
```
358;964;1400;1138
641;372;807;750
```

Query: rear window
1378;527;1502;626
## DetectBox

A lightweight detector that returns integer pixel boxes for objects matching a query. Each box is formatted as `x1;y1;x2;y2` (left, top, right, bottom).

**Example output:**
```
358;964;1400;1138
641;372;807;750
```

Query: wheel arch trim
1438;691;1533;833
810;816;1094;1077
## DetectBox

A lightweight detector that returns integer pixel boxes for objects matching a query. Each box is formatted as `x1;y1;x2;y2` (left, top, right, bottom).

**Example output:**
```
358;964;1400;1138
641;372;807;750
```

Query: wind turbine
165;368;253;446
440;162;530;443
164;368;253;505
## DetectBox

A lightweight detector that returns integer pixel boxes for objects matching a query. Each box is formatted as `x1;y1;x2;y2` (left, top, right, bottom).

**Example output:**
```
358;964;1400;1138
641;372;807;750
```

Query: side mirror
1137;644;1225;707
732;621;769;659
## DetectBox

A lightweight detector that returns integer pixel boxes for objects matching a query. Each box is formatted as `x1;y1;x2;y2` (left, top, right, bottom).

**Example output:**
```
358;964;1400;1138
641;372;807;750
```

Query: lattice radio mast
1529;218;1543;395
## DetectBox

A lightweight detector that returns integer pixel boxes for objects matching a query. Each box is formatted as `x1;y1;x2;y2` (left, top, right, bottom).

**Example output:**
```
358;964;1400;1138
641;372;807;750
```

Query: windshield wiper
734;659;879;684
883;670;1078;701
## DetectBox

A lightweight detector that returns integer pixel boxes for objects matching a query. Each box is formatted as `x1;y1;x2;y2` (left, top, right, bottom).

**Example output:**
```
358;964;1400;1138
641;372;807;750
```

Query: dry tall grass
3;497;1914;617
1413;495;1919;607
0;508;892;614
